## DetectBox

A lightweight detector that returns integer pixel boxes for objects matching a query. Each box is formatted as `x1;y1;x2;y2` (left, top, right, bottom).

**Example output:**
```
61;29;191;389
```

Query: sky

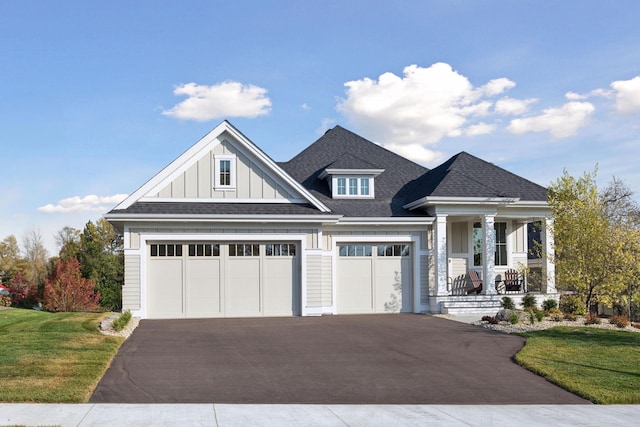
1;0;640;255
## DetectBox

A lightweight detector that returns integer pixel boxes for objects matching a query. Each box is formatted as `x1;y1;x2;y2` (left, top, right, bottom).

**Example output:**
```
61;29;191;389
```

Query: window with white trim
229;243;260;256
473;221;508;266
188;244;220;257
150;244;183;257
265;243;296;257
214;154;236;189
332;176;374;198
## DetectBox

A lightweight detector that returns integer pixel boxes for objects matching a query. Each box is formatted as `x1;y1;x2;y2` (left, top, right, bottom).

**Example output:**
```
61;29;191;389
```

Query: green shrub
535;309;544;322
521;293;537;310
565;312;577;321
501;296;515;310
610;315;630;328
0;295;11;307
111;310;132;332
509;312;520;324
548;307;563;321
560;294;586;315
527;309;536;324
542;299;558;312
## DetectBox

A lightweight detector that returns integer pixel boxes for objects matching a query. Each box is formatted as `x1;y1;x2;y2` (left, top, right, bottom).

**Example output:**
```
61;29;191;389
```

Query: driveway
90;315;588;404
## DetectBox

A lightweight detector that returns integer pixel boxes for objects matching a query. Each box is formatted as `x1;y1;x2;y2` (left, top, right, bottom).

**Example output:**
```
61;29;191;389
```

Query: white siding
306;254;323;307
123;254;141;310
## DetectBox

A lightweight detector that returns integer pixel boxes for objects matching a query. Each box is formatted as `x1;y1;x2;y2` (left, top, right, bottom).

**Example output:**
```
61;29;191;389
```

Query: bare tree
22;228;49;286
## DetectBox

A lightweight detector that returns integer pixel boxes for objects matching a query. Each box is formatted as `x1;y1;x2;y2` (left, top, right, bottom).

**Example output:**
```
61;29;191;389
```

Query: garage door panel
263;258;295;316
337;258;373;314
227;258;261;316
375;258;412;313
186;258;222;318
147;259;183;318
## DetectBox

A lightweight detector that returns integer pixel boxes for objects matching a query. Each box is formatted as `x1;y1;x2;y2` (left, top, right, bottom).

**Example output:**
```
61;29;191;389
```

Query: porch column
435;214;448;296
542;218;556;294
482;214;497;295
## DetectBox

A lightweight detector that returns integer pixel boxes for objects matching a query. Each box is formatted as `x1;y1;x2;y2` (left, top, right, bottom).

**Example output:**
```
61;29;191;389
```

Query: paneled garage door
336;243;412;314
146;242;298;319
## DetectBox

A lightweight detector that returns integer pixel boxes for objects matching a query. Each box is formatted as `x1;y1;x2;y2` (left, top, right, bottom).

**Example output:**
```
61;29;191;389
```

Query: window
473;221;507;266
338;244;372;257
229;243;260;257
265;243;296;257
188;244;220;257
360;178;370;196
150;244;183;257
377;244;410;257
214;154;236;189
332;176;374;198
337;177;346;195
348;178;358;195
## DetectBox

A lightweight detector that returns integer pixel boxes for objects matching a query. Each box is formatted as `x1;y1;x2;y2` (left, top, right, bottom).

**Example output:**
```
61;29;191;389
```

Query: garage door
336;243;412;314
147;242;298;318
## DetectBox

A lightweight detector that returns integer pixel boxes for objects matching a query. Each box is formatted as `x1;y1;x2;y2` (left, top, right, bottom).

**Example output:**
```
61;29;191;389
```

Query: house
105;121;555;319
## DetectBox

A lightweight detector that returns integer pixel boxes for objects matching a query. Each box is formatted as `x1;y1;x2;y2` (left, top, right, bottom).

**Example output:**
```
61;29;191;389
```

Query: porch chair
504;269;523;293
465;270;483;295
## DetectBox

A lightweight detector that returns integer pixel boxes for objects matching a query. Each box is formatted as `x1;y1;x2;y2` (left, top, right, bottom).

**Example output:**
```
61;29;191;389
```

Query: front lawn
516;327;640;404
0;309;123;402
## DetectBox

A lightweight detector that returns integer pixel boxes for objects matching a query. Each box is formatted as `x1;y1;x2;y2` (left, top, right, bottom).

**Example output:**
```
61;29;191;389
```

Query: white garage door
147;242;298;319
337;243;412;314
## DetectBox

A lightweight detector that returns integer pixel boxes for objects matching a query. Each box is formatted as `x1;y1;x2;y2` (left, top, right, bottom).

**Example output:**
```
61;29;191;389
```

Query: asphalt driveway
90;315;588;404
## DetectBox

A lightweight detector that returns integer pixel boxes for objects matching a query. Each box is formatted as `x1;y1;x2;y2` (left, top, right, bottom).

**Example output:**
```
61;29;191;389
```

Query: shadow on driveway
91;315;589;404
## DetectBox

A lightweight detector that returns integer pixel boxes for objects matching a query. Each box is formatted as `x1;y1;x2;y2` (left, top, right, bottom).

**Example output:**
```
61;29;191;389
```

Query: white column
542;218;556;294
482;215;497;295
435;215;448;296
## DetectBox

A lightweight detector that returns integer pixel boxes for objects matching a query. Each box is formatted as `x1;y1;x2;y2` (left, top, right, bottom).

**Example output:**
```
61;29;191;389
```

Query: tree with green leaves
77;218;124;311
548;168;640;316
0;235;23;283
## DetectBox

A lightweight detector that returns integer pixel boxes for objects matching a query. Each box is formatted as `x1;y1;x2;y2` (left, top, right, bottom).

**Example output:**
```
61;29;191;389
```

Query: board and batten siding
151;139;298;200
123;253;141;310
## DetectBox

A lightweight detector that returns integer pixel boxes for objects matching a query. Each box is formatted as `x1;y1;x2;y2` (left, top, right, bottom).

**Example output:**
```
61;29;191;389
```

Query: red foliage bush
5;269;38;307
43;258;100;312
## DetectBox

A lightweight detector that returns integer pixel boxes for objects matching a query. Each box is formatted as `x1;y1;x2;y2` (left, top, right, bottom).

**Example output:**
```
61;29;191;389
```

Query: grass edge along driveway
516;326;640;404
0;308;123;403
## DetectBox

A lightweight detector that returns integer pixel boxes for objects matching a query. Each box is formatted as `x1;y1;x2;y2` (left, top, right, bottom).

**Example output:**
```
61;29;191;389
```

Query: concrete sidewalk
1;403;639;426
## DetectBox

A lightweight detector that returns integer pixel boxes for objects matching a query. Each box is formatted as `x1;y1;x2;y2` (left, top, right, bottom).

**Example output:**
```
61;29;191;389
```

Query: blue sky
2;0;640;255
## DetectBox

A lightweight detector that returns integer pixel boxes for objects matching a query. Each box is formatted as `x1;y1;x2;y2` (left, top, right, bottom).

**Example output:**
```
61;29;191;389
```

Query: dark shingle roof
108;202;328;216
411;152;547;201
280;126;430;217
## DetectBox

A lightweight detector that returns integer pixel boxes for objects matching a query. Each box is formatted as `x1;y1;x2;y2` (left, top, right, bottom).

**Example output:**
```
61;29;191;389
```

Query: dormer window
317;153;384;199
214;154;236;190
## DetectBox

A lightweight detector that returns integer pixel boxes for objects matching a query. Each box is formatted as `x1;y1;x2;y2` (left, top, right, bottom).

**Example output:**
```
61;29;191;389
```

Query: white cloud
495;97;538;115
336;63;516;148
316;118;337;135
565;89;613;100
507;101;595;138
384;143;445;165
301;103;311;110
162;81;272;121
611;76;640;114
464;122;496;136
38;194;128;214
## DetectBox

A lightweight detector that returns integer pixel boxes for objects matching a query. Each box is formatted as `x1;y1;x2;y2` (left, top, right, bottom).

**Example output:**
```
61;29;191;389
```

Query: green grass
0;309;123;403
516;327;640;404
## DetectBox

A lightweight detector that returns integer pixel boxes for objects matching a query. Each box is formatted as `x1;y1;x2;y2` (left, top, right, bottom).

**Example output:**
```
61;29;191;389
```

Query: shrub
111;310;132;332
5;270;39;308
501;296;515;310
560;294;586;315
482;315;499;324
542;299;558;312
0;295;10;307
509;312;520;324
521;293;537;310
527;309;536;324
564;312;577;321
585;314;601;325
610;315;630;328
535;309;544;322
548;308;563;321
43;258;100;312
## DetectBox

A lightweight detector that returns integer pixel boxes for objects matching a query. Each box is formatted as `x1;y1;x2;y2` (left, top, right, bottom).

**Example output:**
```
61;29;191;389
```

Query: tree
22;228;49;287
0;235;22;283
548;168;640;315
55;226;81;261
77;219;124;311
43;257;100;312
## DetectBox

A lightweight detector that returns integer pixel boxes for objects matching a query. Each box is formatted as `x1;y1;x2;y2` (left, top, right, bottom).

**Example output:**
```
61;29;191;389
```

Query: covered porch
411;197;557;315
